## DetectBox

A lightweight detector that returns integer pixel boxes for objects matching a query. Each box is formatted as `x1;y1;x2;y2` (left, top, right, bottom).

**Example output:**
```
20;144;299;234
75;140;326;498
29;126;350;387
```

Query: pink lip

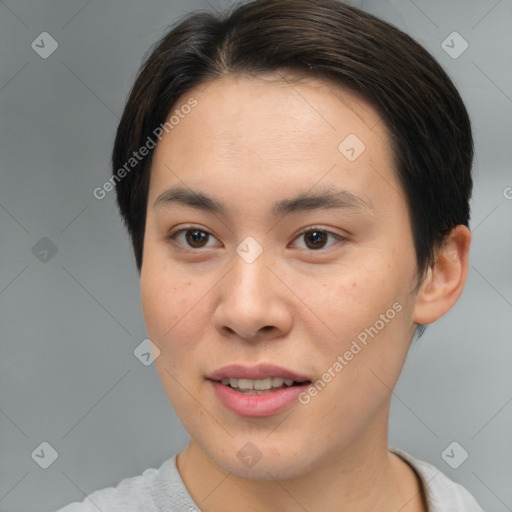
210;381;310;417
207;364;311;417
207;364;310;382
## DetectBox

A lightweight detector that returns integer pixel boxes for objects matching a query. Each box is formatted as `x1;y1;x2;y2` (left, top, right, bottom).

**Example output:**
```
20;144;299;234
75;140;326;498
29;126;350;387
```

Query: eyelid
166;224;222;248
290;225;346;250
293;224;346;238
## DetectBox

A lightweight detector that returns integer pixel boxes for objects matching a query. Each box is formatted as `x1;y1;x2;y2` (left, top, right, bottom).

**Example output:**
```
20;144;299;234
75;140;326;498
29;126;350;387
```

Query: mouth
207;364;312;416
218;376;311;394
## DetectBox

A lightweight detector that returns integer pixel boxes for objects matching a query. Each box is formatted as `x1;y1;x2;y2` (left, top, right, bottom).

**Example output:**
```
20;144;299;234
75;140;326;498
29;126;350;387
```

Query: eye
291;227;345;251
166;226;345;252
166;227;220;250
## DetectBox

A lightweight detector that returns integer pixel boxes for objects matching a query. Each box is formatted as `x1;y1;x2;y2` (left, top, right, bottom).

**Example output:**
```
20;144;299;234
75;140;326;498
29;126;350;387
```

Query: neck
177;413;426;512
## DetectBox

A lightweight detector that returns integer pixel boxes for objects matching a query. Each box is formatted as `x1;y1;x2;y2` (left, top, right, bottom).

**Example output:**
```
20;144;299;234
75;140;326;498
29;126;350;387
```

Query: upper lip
208;364;310;382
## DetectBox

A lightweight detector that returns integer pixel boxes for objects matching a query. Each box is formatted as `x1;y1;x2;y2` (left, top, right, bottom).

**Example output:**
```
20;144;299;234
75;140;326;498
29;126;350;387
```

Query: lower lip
209;380;310;417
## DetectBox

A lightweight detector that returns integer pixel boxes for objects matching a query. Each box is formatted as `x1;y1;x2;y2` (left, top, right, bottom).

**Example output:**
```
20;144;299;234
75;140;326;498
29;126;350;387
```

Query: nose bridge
214;236;291;339
229;236;273;305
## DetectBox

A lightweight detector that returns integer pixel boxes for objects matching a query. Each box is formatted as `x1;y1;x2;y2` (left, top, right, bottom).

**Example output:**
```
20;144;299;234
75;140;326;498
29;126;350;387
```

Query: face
140;72;420;480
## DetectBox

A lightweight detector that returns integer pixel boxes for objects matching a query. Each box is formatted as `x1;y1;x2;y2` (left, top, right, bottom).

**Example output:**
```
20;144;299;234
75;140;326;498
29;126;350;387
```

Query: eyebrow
153;185;373;217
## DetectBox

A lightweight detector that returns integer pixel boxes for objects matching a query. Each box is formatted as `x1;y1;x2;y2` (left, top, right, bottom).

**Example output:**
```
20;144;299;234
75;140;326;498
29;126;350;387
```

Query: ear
413;225;471;325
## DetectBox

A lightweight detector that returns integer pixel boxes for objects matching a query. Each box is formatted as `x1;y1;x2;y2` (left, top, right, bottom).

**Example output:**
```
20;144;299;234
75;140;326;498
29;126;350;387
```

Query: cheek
302;258;405;339
140;259;211;412
298;253;416;399
140;249;208;359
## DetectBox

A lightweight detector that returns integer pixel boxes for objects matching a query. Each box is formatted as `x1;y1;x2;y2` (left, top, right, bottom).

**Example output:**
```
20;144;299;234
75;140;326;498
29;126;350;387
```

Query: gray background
0;0;511;510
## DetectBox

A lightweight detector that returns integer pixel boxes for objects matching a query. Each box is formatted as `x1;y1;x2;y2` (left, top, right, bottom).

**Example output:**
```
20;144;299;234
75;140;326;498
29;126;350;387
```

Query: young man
58;0;484;510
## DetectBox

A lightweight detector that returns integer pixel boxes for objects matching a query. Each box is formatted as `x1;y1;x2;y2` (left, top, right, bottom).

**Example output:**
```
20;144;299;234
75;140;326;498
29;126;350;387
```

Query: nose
212;250;293;342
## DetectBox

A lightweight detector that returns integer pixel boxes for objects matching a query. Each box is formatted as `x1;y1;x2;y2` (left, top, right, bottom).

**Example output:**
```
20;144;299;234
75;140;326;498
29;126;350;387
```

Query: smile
207;364;313;417
220;377;308;394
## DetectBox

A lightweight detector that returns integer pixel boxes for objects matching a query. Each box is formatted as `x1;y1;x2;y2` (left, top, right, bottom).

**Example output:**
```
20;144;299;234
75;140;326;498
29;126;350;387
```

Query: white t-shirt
56;447;485;511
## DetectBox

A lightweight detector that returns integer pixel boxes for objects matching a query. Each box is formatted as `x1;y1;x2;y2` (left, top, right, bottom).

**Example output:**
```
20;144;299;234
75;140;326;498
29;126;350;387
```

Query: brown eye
167;228;218;249
304;230;328;249
185;229;209;248
292;227;344;251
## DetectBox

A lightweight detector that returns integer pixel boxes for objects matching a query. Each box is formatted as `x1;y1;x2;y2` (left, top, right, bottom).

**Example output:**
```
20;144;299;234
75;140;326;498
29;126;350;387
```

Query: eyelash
166;225;346;252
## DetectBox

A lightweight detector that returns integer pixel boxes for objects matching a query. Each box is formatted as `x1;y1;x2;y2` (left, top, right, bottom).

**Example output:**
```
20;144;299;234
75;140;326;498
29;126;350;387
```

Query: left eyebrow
271;188;373;217
153;185;373;216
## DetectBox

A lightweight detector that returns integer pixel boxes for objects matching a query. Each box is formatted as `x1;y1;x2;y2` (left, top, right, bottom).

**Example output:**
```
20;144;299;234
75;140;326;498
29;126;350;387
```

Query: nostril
222;325;274;338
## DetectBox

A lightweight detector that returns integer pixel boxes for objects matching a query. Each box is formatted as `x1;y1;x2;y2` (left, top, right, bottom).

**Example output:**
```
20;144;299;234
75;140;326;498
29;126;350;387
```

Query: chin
201;436;321;481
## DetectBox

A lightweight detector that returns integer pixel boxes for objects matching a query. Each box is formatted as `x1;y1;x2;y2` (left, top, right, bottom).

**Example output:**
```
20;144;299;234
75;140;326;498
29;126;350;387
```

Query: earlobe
413;225;472;325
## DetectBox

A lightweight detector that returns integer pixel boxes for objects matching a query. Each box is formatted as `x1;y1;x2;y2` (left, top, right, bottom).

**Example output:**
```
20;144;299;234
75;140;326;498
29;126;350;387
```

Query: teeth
254;378;272;390
221;377;299;390
272;377;284;387
238;378;254;390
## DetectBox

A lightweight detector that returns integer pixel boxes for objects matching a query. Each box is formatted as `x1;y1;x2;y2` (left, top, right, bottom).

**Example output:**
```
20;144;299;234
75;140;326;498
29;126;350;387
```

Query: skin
140;71;471;512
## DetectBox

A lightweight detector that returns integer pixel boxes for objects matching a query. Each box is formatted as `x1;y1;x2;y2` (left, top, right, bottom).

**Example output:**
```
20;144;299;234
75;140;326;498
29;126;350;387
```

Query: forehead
174;72;387;152
149;72;403;217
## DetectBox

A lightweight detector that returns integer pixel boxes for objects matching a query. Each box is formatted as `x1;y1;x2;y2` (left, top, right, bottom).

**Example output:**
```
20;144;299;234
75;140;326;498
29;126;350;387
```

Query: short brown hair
112;0;473;277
